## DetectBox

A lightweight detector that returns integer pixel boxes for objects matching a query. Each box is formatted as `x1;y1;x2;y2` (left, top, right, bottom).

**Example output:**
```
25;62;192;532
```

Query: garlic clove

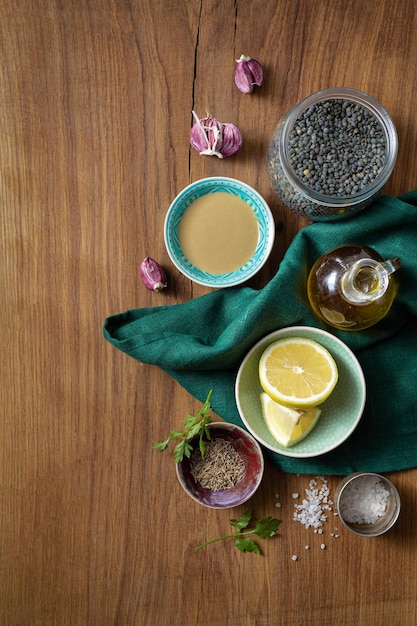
189;118;208;153
203;115;224;156
190;111;241;158
190;111;224;158
190;112;212;153
246;57;264;87
139;257;167;292
221;123;243;157
234;54;264;93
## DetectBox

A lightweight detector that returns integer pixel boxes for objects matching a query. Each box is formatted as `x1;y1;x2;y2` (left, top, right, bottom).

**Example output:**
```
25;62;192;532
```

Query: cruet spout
340;256;401;305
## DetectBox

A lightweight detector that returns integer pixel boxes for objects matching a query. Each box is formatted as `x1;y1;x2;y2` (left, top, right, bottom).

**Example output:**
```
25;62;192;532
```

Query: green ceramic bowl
235;326;366;458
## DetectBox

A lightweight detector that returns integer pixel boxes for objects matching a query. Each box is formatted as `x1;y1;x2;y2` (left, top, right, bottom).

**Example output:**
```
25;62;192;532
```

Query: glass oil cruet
307;244;401;330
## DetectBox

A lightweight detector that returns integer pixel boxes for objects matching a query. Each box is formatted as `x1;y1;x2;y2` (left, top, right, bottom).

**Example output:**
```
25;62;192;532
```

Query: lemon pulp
258;337;338;407
260;393;322;447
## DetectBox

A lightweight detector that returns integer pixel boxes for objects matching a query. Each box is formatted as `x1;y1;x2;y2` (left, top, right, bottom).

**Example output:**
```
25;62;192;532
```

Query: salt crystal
293;476;333;529
321;544;326;549
339;475;390;525
292;493;299;499
275;502;282;508
291;555;298;561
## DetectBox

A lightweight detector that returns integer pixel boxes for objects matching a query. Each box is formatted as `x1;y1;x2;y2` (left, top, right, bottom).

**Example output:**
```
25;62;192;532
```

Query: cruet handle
380;257;402;275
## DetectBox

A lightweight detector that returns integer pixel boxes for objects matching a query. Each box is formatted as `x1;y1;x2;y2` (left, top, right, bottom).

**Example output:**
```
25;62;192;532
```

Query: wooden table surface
2;2;417;625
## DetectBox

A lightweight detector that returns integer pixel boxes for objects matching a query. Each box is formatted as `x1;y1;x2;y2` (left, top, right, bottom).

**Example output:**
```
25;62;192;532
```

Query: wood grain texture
1;1;416;624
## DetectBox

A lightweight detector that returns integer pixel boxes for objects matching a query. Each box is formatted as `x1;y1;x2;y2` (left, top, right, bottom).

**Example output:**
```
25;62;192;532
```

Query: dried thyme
190;437;245;491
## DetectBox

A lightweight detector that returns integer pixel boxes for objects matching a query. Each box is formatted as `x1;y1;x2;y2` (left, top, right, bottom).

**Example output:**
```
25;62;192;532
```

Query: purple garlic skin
234;55;264;94
221;123;243;157
190;112;223;157
139;257;167;292
190;111;241;158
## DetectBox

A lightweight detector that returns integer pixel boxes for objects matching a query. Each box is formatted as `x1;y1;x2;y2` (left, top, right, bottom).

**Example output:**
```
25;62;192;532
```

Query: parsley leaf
153;390;213;463
195;510;281;555
230;509;253;531
252;516;282;539
235;537;261;554
152;439;170;452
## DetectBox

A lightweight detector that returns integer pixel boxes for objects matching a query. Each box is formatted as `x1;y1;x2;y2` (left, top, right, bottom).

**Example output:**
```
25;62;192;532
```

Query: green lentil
266;92;395;220
287;99;386;197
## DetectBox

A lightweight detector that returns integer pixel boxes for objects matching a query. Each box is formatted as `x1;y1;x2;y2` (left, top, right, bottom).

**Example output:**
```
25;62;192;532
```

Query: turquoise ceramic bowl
235;326;366;458
164;177;275;288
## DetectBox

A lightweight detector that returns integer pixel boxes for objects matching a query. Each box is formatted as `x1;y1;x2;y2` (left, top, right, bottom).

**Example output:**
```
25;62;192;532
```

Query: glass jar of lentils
266;88;398;220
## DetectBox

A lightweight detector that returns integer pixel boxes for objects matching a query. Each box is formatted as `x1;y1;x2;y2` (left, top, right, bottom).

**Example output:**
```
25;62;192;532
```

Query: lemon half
259;337;338;407
260;393;322;447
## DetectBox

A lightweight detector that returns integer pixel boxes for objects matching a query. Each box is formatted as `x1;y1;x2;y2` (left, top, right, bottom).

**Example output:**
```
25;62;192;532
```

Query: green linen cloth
103;191;417;475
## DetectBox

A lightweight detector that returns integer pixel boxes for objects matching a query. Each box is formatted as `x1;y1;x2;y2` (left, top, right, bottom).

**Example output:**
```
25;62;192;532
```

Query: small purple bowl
176;422;264;509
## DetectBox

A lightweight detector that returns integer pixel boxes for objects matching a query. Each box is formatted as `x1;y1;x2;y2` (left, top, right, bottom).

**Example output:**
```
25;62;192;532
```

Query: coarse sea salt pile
293;476;334;529
275;477;340;562
339;475;390;525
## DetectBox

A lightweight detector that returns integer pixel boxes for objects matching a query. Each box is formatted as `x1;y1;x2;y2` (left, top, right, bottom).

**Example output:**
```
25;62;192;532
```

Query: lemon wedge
259;337;338;407
260;393;322;447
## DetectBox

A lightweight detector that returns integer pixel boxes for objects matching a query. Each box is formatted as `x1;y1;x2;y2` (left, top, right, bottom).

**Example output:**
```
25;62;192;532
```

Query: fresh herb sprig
153;390;213;463
195;510;281;555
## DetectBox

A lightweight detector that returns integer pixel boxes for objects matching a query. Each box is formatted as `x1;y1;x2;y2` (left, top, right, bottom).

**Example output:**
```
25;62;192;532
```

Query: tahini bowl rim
164;176;275;288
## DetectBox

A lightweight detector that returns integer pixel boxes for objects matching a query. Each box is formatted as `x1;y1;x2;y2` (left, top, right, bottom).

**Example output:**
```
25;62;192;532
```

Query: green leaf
153;390;213;462
198;437;206;458
173;440;186;463
230;510;253;531
152;439;170;452
183;414;198;429
252;517;282;539
235;537;261;554
195;510;281;554
186;422;203;440
170;428;185;438
174;440;194;463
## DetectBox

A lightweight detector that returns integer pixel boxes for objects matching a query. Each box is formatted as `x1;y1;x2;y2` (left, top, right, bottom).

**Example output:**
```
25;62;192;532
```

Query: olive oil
307;244;401;330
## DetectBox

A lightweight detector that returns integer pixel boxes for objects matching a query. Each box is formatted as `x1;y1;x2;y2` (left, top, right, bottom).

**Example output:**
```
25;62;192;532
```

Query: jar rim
279;87;398;208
